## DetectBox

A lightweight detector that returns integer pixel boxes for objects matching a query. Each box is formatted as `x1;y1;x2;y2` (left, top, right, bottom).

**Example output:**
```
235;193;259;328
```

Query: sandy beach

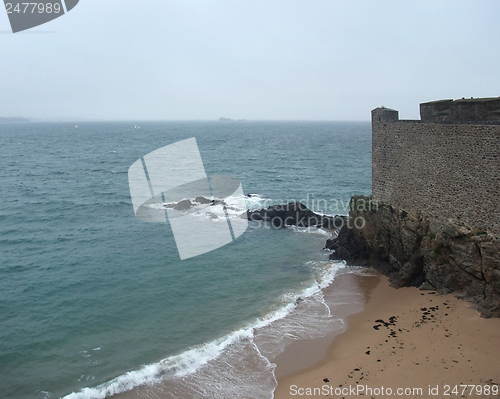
274;272;500;399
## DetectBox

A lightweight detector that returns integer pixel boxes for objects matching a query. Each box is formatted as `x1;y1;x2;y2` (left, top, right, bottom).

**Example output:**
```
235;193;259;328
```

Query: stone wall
420;98;500;123
372;106;500;236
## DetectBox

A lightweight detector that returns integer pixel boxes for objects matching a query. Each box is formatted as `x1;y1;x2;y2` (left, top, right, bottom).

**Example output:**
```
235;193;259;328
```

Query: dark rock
211;199;226;206
325;225;370;266
419;281;435;291
329;195;500;318
195;196;212;204
173;199;193;210
246;202;345;229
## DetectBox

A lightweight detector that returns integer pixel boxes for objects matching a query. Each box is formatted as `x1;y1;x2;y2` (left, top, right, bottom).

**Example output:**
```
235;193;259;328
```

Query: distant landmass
0;117;30;123
218;117;247;122
29;117;87;122
0;117;96;123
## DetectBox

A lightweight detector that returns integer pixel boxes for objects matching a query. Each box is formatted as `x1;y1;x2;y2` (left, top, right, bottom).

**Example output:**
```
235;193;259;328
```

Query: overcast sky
1;0;499;120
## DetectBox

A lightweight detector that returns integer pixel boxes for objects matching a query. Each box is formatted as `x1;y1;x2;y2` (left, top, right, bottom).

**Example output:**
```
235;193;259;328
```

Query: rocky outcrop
164;197;226;210
247;202;346;229
327;196;500;318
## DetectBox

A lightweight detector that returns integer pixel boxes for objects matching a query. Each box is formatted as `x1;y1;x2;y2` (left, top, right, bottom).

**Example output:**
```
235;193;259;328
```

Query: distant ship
75;125;79;129
134;125;141;129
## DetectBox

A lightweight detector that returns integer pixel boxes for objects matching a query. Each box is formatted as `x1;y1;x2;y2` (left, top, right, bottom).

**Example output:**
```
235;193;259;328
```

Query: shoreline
273;272;500;399
272;270;379;379
108;266;374;399
105;264;370;399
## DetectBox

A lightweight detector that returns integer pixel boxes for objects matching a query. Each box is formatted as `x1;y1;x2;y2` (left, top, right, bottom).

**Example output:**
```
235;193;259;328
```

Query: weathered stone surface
372;106;500;237
330;196;500;318
325;225;370;266
368;101;500;316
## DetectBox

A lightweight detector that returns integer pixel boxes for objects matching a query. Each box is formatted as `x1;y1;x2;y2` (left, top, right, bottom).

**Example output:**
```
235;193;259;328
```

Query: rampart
420;97;500;123
372;99;500;236
327;98;500;317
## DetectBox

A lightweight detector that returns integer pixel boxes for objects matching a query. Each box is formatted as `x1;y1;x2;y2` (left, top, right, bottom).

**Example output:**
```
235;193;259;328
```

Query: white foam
254;261;346;360
63;259;362;399
243;194;273;211
63;363;165;399
290;225;332;237
152;339;277;399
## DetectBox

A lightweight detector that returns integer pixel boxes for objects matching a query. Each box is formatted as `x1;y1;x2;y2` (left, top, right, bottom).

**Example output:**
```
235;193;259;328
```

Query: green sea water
0;121;371;399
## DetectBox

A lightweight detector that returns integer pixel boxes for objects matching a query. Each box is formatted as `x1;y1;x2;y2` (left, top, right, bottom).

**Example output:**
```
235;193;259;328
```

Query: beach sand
273;272;500;399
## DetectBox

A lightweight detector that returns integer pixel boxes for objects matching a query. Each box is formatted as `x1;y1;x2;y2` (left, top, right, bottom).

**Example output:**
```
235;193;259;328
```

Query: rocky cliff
326;196;500;318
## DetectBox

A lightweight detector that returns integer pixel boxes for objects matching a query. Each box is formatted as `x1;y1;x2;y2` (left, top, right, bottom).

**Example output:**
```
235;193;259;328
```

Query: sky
1;0;499;121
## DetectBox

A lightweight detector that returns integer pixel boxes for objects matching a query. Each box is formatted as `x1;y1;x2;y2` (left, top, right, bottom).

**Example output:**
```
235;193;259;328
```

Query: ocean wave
62;260;349;399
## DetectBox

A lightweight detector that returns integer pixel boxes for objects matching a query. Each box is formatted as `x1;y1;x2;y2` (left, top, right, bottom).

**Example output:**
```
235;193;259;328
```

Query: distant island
218;117;247;122
0;117;30;123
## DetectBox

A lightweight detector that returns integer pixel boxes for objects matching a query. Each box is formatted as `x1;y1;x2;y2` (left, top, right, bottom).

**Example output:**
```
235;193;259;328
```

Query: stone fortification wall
420;97;500;123
372;105;500;236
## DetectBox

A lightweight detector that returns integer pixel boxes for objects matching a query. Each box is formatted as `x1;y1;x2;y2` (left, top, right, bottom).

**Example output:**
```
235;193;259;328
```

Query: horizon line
1;118;372;123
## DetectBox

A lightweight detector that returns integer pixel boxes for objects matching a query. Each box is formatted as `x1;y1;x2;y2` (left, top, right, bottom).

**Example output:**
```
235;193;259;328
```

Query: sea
0;121;372;399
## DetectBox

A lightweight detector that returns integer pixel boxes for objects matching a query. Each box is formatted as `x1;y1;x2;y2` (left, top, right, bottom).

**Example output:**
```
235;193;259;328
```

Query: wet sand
272;271;378;379
274;273;500;399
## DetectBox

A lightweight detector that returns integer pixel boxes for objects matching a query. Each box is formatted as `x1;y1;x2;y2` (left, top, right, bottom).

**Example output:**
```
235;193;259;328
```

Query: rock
211;199;226;206
247;202;345;229
419;281;435;291
195;196;212;204
167;197;226;211
330;195;500;318
325;225;370;266
173;199;193;210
